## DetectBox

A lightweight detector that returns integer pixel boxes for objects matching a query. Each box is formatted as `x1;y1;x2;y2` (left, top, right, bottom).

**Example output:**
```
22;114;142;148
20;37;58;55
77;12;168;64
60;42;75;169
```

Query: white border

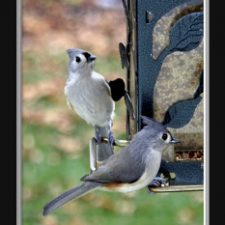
17;0;22;225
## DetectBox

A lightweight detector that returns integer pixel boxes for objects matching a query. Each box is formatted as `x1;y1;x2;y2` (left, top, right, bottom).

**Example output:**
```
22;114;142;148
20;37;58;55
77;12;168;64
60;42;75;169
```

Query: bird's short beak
170;137;180;144
87;55;96;63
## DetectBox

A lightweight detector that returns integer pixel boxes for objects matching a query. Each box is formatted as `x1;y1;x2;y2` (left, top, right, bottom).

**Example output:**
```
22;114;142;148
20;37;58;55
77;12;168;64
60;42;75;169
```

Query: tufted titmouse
43;116;179;216
64;48;133;162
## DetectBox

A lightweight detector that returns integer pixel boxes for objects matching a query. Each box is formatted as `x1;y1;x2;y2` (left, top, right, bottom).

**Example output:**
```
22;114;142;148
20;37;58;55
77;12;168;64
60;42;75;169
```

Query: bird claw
148;177;169;188
108;130;115;146
95;126;114;146
95;128;102;144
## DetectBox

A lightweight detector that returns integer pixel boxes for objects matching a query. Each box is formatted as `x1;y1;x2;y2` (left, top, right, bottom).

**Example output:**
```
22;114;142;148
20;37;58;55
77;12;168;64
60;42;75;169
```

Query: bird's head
66;48;96;74
141;116;180;153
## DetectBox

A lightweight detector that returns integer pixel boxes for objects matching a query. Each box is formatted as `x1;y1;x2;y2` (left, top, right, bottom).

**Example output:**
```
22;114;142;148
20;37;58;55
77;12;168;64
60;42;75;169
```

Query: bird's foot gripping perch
92;126;114;166
108;130;115;146
94;125;115;146
148;177;169;188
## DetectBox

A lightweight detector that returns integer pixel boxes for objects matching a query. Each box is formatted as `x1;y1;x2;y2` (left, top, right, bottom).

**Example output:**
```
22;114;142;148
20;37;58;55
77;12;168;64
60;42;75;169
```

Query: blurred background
22;0;203;225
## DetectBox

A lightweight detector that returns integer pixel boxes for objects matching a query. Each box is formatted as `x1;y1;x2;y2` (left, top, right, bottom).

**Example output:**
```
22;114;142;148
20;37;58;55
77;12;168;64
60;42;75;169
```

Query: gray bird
64;48;134;163
43;116;179;216
65;48;116;161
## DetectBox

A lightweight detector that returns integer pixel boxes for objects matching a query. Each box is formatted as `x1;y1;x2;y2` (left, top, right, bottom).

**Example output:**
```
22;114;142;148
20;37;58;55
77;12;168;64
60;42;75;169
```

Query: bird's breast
65;77;114;126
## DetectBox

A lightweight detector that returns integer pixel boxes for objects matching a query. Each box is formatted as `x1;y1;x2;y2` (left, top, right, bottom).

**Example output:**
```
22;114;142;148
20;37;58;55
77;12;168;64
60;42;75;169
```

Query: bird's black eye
162;133;168;141
76;56;81;63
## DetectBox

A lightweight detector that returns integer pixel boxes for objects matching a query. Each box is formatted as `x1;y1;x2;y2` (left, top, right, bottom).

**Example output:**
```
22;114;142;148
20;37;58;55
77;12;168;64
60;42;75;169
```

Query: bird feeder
119;0;204;192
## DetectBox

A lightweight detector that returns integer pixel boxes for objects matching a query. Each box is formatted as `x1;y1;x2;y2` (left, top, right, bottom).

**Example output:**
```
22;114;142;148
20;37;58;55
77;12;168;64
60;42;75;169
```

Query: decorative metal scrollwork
120;0;204;188
152;3;203;161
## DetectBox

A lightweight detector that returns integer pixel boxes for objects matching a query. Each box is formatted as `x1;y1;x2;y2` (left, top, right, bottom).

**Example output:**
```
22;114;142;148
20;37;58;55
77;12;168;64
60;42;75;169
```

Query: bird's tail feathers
43;182;101;216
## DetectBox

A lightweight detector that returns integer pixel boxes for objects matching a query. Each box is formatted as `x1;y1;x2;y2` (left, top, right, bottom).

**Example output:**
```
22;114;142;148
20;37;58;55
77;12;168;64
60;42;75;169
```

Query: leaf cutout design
119;42;129;69
169;12;203;52
152;0;203;59
163;95;202;128
108;78;125;101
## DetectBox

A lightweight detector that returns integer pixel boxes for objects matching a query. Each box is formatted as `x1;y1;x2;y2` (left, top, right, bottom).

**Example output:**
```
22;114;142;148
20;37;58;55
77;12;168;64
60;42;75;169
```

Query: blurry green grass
23;50;203;225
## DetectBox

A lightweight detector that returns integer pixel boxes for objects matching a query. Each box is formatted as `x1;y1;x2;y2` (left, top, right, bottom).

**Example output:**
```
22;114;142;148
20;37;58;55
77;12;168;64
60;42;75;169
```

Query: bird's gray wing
84;150;145;184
